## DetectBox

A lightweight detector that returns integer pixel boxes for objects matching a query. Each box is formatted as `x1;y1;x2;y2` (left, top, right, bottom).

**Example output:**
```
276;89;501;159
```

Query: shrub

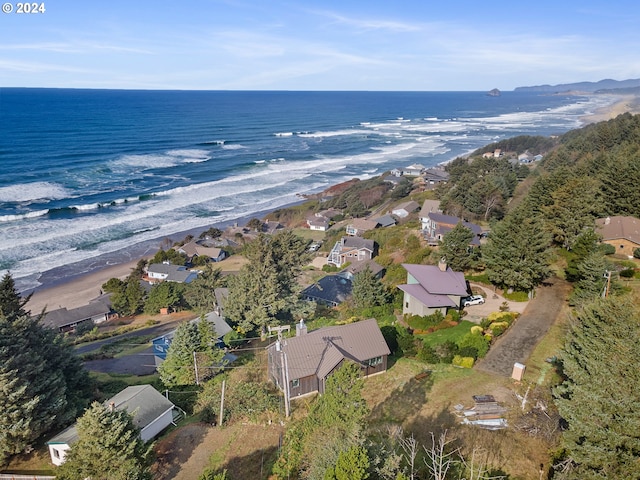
634;247;640;259
397;328;418;357
499;301;510;312
434;341;458;364
487;311;517;325
620;268;635;279
417;343;439;363
489;321;509;336
601;243;616;255
458;331;490;358
470;325;484;335
381;325;399;354
452;355;475;368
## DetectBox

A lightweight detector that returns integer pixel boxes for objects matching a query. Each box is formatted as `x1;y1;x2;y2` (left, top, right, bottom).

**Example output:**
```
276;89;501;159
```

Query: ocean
0;88;617;292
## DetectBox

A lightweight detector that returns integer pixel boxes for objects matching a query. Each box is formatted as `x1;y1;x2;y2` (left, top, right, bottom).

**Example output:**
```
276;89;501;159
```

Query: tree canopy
0;273;90;465
554;298;640;479
438;223;475;272
56;402;153;480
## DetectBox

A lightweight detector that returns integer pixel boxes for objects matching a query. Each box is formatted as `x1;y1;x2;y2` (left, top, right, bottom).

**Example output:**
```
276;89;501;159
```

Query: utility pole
269;324;292;418
603;270;612;298
193;351;200;385
219;379;226;427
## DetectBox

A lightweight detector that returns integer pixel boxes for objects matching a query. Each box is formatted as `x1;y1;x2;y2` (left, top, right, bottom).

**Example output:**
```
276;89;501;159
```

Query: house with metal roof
267;319;390;400
145;263;199;284
176;239;226;263
391;200;420;218
301;275;352;307
46;385;175;466
398;262;470;317
421;211;482;247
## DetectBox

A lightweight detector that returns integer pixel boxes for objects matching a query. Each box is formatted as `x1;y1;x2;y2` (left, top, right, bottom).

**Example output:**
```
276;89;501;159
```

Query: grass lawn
417;320;474;346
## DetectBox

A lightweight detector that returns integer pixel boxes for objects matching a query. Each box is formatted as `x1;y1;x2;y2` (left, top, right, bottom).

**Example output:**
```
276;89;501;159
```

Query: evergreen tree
482;208;552;292
554;298;640;479
184;263;222;313
225;231;309;333
325;445;370;480
56;402;153;480
352;266;389;309
144;281;183;314
568;251;609;306
0;273;90;465
158;317;225;387
438;223;475;272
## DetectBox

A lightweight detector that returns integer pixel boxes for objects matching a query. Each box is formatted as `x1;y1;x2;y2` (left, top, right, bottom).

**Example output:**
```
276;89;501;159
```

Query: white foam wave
0;182;69;203
0;209;49;223
221;144;245;150
274;132;294;137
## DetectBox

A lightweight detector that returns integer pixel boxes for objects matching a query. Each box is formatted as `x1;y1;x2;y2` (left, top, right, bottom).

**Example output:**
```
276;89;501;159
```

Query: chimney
438;257;447;272
604;216;611;225
296;319;307;337
275;340;281;351
108;402;115;413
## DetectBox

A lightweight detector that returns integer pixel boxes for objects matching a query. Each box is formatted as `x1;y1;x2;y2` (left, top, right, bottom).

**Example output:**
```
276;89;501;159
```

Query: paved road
78;318;188;376
474;277;570;377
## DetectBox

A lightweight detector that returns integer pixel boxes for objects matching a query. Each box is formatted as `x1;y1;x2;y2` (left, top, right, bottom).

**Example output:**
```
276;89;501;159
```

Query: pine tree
438;223;475;272
0;274;90;465
325;445;370;480
482;208;552;292
352;266;389;309
184;264;223;314
56;402;153;480
158;317;225;387
554;298;640;478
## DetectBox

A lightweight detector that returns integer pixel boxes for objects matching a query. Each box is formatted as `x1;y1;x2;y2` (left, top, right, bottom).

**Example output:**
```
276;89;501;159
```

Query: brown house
267;319;390;400
595;215;640;257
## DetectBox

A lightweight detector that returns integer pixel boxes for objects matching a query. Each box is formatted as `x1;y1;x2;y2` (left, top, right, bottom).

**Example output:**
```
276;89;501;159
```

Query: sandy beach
21;93;640;316
26;260;140;314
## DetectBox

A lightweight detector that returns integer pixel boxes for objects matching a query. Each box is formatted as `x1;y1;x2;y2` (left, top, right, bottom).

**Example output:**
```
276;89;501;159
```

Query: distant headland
515;78;640;93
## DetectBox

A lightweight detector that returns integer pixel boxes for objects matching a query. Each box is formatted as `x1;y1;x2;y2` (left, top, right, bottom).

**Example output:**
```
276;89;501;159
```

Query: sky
1;0;639;91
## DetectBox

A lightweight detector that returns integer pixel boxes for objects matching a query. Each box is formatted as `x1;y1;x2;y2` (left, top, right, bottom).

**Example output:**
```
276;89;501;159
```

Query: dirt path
475;277;570;377
152;422;283;480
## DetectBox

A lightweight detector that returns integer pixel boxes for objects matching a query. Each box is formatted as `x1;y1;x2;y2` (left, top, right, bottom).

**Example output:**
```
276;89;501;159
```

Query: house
390;168;403;177
404;163;426;176
595;215;640;257
423;168;450;184
42;297;115;333
338;258;385;281
392;200;420;218
47;385;175;466
398;261;470;317
176;240;226;263
302;275;352;307
152;297;232;366
263;220;284;235
482;152;494;159
267;318;391;400
371;214;396;228
419;199;442;222
518;152;533;163
328;237;376;268
493;149;502;158
346;218;378;236
421;212;482;246
307;215;330;231
145;263;199;284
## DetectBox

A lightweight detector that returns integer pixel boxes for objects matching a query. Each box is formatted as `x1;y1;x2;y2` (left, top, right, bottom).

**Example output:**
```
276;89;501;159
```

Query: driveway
462;283;529;323
475;277;570;377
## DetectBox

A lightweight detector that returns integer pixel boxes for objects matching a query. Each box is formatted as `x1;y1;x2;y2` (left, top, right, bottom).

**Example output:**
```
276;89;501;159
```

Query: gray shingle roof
42;300;111;329
596;216;640;244
302;275;352;305
275;318;390;380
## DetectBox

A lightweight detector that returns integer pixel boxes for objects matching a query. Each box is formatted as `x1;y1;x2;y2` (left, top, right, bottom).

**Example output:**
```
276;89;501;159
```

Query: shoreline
22;94;640;314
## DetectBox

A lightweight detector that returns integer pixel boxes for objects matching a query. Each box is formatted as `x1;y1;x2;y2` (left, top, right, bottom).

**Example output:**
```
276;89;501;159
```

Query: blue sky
1;0;639;91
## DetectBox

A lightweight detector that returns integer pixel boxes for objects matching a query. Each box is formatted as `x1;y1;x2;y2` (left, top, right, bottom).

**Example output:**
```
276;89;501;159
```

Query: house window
620;245;624;249
368;356;383;367
52;448;60;459
405;302;409;308
291;379;300;388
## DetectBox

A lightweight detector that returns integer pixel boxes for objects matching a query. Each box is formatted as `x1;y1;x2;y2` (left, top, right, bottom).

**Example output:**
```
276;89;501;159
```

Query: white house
146;263;199;284
46;385;175;466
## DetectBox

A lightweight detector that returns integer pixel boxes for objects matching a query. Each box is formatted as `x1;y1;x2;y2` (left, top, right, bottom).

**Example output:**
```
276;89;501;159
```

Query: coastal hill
515;77;640;93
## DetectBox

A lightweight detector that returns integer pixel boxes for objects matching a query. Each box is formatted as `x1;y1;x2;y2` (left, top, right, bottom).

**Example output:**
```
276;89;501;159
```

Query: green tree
225;231;309;334
324;445;370;480
568;251;609;306
158;317;225;387
56;402;153;480
144;281;183;314
438;223;475;272
184;265;223;314
554;298;640;479
352;266;389;309
246;217;264;231
150;248;187;266
0;273;90;465
482;208;552;292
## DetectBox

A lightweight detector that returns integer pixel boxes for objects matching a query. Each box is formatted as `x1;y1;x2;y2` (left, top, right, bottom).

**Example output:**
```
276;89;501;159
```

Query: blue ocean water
0;88;616;291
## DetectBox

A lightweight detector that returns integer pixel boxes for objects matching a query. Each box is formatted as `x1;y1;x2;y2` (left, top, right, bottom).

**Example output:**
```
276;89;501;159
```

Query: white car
462;295;485;307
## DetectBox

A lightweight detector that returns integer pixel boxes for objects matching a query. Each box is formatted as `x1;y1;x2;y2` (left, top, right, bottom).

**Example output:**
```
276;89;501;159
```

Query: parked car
308;243;321;252
462;295;485;306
